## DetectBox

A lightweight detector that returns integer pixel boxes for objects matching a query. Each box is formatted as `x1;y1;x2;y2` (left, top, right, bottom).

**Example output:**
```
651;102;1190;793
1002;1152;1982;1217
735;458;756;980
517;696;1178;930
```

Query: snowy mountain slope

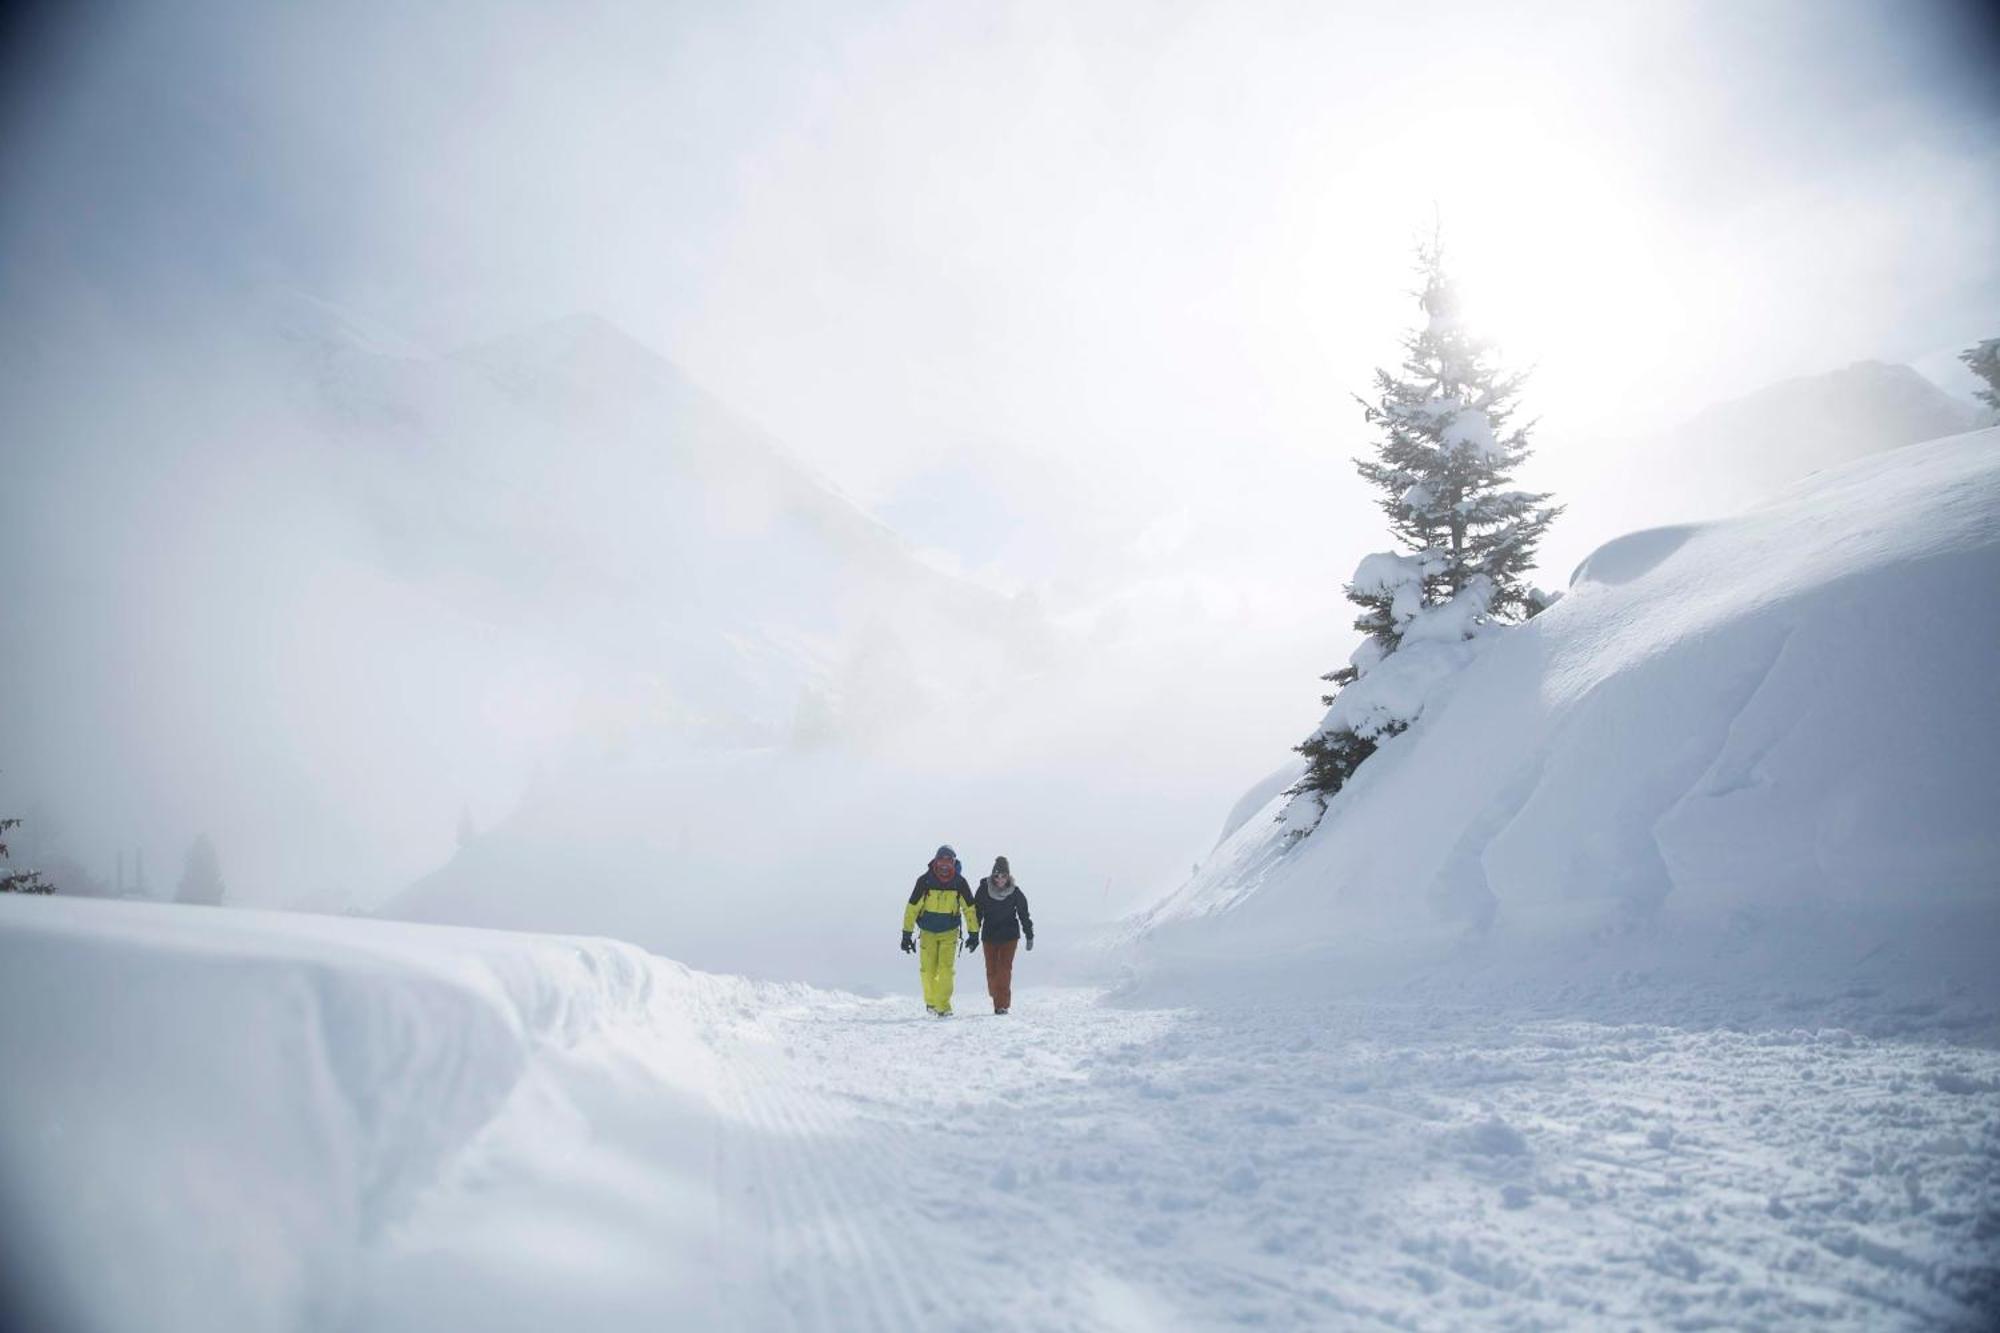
295;305;1143;961
346;303;1284;980
286;303;1030;749
1538;360;1989;584
0;293;1049;911
1664;361;1984;501
1134;429;2000;1016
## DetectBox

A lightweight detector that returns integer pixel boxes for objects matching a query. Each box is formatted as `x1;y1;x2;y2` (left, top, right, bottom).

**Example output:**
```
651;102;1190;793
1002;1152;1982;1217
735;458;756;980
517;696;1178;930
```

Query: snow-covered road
4;900;1996;1332
700;988;1999;1331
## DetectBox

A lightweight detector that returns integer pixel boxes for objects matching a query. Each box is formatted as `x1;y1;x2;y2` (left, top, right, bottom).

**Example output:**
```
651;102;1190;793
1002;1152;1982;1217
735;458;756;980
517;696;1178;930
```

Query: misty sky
9;3;1997;505
2;0;1997;913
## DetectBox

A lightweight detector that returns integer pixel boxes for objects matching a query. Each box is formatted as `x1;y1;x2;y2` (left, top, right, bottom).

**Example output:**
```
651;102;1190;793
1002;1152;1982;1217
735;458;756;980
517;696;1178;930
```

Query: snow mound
0;896;763;1333
1569;522;1699;587
1136;430;2000;1016
1215;760;1304;847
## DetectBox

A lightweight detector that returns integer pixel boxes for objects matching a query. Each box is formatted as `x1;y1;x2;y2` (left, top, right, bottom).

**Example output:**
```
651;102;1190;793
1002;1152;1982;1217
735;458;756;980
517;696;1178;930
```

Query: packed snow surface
3;897;1997;1330
1140;430;2000;1006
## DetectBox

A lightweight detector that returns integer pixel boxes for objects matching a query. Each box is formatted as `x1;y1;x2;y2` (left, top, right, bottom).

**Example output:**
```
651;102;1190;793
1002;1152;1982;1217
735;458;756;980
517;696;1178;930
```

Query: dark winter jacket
904;871;978;935
973;878;1034;943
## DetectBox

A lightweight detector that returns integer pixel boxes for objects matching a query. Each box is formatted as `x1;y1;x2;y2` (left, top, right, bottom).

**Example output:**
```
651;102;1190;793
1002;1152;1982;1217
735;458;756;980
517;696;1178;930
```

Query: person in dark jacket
972;855;1033;1014
901;845;979;1016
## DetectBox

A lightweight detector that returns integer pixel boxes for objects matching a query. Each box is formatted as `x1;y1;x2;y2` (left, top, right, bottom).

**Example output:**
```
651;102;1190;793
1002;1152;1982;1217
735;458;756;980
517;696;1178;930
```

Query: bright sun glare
1360;107;1693;430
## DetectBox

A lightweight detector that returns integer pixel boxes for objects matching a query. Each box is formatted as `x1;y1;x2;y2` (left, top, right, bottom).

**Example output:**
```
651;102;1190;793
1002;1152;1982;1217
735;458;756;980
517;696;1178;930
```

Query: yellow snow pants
918;930;960;1012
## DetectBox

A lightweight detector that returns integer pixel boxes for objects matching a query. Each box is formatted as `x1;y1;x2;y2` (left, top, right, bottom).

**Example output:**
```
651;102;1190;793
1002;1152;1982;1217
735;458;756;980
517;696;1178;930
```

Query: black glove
964;932;980;953
1025;935;1034;952
900;932;915;954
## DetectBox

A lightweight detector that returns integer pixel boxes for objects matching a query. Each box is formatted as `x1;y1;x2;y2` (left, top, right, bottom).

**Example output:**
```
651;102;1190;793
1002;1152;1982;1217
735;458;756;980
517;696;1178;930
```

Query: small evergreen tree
176;834;226;906
1960;336;1999;412
0;816;53;894
1295;234;1561;805
1355;232;1561;613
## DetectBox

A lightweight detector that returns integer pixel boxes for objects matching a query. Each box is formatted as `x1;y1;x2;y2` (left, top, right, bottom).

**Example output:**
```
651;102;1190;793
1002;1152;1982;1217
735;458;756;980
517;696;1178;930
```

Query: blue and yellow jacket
903;870;979;935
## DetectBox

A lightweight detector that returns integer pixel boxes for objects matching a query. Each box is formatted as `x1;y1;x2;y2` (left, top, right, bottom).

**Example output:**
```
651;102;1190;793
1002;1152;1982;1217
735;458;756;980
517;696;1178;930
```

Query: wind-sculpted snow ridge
1135;429;2000;1026
0;896;767;1333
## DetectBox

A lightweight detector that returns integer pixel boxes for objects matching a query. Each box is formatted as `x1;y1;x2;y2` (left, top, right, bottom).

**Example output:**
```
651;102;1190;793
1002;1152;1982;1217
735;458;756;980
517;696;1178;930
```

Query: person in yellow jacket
900;844;980;1016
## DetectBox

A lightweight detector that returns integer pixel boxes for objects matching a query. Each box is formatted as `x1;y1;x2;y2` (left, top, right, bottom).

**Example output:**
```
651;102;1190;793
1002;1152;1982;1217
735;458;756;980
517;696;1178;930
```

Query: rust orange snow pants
983;937;1018;1011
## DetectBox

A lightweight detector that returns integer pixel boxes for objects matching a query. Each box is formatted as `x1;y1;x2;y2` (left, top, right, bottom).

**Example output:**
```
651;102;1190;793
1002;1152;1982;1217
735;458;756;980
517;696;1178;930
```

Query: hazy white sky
8;1;1997;530
2;0;1996;911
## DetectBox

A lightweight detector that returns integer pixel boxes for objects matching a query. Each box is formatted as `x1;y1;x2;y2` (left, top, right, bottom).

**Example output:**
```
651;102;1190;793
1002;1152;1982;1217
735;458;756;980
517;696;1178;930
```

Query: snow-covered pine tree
1295;234;1561;805
176;834;226;906
0;816;53;894
1356;233;1560;613
1961;336;1999;411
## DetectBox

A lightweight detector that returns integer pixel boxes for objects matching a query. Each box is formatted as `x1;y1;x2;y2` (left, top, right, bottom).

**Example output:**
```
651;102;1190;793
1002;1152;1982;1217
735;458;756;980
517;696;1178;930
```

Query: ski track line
722;1012;851;1331
737;990;1182;1333
718;997;929;1333
767;1033;927;1333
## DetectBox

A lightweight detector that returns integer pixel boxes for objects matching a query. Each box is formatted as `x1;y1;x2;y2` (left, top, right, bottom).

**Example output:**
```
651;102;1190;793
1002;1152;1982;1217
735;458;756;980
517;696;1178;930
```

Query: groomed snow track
3;900;1997;1331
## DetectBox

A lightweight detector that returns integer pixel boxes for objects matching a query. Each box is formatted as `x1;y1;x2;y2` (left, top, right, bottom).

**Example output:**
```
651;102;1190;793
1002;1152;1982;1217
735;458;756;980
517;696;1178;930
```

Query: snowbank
0;896;760;1333
1135;430;2000;1017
